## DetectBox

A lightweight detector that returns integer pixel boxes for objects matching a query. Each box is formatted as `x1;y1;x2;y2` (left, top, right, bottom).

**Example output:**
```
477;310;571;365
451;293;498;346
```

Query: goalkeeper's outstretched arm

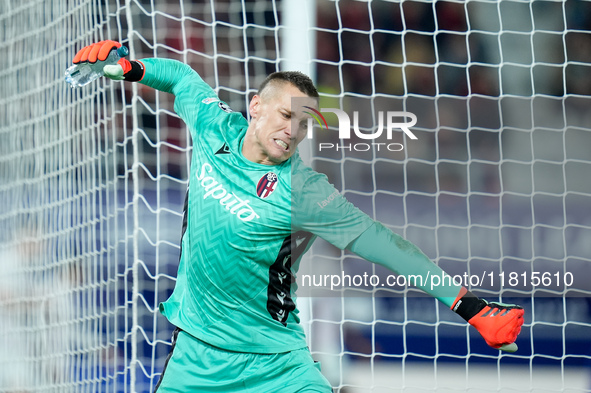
72;40;214;96
347;222;524;352
72;40;224;135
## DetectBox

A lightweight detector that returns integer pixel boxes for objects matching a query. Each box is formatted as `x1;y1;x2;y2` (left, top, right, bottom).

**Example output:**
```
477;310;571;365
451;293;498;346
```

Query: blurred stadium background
1;0;590;392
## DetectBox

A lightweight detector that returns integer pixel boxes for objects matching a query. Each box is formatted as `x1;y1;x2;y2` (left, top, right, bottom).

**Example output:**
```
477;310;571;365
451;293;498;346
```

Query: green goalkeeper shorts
154;328;333;393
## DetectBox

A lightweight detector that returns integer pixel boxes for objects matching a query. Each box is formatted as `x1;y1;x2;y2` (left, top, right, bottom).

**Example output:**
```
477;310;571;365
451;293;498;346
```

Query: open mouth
274;139;289;151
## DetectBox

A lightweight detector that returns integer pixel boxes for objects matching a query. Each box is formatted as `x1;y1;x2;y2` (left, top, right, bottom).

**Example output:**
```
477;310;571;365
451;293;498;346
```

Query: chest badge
256;172;278;199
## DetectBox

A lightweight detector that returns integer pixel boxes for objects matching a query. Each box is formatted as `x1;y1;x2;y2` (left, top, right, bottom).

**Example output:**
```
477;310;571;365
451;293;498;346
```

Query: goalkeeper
72;41;524;392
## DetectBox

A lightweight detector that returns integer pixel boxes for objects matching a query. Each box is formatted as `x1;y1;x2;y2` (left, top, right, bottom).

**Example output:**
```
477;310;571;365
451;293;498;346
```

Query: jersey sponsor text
196;162;260;222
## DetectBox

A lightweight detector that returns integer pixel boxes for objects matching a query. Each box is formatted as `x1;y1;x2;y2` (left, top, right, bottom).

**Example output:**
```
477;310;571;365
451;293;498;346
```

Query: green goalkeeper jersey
141;58;374;354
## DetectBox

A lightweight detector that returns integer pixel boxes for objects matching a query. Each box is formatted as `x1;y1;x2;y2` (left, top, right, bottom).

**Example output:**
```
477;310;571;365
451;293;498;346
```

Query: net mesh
0;0;590;392
0;1;130;391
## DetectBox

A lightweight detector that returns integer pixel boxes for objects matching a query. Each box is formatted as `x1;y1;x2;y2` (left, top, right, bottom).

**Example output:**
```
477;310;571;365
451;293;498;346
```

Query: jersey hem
160;302;309;355
185;325;308;355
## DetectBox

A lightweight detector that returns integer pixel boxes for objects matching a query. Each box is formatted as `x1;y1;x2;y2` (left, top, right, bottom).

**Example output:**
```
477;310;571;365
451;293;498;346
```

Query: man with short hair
72;40;524;392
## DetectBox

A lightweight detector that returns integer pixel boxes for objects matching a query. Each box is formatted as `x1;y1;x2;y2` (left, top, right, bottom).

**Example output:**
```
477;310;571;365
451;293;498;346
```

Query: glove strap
451;287;487;322
124;60;146;82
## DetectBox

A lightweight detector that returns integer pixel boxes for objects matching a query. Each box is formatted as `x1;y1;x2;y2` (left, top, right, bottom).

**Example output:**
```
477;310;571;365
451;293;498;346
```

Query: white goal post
1;1;590;392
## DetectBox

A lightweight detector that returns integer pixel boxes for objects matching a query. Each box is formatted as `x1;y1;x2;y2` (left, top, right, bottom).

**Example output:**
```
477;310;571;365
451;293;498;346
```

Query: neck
242;129;276;165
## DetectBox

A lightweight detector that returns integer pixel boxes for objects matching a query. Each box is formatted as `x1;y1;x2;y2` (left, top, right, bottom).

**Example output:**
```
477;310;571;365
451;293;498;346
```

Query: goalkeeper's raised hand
72;40;144;81
452;288;524;352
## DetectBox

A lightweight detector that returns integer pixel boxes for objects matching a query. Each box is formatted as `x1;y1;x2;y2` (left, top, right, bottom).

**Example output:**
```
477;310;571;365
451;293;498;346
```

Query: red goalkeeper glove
72;40;144;81
451;287;524;352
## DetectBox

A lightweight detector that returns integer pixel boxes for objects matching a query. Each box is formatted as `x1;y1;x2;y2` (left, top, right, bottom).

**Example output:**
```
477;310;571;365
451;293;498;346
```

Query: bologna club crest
257;172;278;198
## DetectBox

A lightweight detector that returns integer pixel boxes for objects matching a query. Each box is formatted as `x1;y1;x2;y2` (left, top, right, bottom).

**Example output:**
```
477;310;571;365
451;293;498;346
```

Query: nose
285;120;293;139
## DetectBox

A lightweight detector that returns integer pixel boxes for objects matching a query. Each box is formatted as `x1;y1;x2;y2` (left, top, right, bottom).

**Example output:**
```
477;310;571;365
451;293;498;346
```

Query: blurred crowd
116;0;591;198
4;2;590;391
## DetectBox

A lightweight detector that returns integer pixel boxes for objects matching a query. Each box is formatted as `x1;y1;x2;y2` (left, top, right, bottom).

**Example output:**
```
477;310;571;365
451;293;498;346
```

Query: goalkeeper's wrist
124;60;145;82
451;287;487;322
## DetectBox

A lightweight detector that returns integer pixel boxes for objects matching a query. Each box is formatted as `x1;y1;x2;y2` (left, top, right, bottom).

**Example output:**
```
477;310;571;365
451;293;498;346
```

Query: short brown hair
257;71;319;98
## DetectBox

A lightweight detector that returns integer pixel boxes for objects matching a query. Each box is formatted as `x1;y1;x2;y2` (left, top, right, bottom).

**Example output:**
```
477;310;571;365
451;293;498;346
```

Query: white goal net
1;1;590;392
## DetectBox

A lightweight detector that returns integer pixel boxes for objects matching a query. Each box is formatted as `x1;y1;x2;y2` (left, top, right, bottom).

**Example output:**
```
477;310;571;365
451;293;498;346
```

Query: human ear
249;95;261;118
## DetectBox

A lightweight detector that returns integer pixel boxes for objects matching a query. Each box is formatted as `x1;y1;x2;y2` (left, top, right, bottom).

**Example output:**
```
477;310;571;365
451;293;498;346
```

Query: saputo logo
303;107;417;152
196;162;260;222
